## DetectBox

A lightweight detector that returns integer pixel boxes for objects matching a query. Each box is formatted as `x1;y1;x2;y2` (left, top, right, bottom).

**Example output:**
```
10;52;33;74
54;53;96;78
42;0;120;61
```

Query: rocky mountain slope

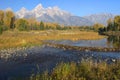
16;4;114;26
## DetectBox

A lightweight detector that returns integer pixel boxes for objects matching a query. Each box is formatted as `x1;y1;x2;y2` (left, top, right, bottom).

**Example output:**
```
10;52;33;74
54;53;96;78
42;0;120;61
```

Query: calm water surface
48;36;120;48
0;36;120;79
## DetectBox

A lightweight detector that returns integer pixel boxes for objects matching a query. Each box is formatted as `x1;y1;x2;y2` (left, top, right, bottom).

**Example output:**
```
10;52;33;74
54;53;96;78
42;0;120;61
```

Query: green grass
30;60;120;80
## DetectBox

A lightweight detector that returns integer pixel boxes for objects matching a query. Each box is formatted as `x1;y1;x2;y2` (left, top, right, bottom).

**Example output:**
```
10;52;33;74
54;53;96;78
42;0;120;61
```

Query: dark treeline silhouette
98;16;120;34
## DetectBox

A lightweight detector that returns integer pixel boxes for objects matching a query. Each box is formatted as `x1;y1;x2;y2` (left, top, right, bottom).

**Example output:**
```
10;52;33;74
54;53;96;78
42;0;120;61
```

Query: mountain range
16;4;115;26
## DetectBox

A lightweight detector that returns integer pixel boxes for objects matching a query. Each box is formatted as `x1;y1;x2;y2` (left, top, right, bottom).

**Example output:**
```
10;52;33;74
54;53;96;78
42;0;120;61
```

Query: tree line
0;10;76;34
1;10;119;34
98;16;120;34
0;10;100;34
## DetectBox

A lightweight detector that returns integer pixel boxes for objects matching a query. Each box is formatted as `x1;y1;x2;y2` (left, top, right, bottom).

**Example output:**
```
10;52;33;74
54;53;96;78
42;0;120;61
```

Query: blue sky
0;0;119;16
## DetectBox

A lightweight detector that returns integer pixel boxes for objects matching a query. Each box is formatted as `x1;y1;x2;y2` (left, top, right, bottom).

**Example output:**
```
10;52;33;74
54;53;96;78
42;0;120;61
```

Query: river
0;36;120;79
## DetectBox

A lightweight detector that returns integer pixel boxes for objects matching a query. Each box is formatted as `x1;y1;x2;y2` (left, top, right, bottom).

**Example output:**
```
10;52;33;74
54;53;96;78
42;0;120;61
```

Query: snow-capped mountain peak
47;7;52;10
84;13;114;25
16;3;114;26
53;6;60;10
31;4;45;17
20;7;28;12
16;3;72;18
16;7;29;18
34;3;44;11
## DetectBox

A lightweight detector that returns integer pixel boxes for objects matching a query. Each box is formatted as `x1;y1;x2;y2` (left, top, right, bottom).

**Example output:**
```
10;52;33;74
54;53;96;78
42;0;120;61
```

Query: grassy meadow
0;30;105;49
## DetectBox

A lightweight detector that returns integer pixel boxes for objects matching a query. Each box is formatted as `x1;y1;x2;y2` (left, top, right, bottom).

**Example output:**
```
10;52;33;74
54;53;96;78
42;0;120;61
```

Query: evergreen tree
10;16;15;29
40;21;44;30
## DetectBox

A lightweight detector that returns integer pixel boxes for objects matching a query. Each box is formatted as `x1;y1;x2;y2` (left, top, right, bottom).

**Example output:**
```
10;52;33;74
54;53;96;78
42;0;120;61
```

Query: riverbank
101;31;120;36
0;30;105;49
43;41;120;52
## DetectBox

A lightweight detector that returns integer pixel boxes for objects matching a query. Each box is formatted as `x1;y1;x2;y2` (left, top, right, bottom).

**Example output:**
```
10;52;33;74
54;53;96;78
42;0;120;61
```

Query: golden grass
0;30;105;49
30;61;120;80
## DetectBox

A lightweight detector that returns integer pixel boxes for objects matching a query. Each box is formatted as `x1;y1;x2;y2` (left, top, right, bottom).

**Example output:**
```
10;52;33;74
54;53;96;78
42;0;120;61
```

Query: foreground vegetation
30;60;120;80
0;30;105;49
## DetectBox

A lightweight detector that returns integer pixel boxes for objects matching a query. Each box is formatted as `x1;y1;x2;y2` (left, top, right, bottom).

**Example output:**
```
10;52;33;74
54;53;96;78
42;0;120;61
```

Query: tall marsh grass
30;60;120;80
